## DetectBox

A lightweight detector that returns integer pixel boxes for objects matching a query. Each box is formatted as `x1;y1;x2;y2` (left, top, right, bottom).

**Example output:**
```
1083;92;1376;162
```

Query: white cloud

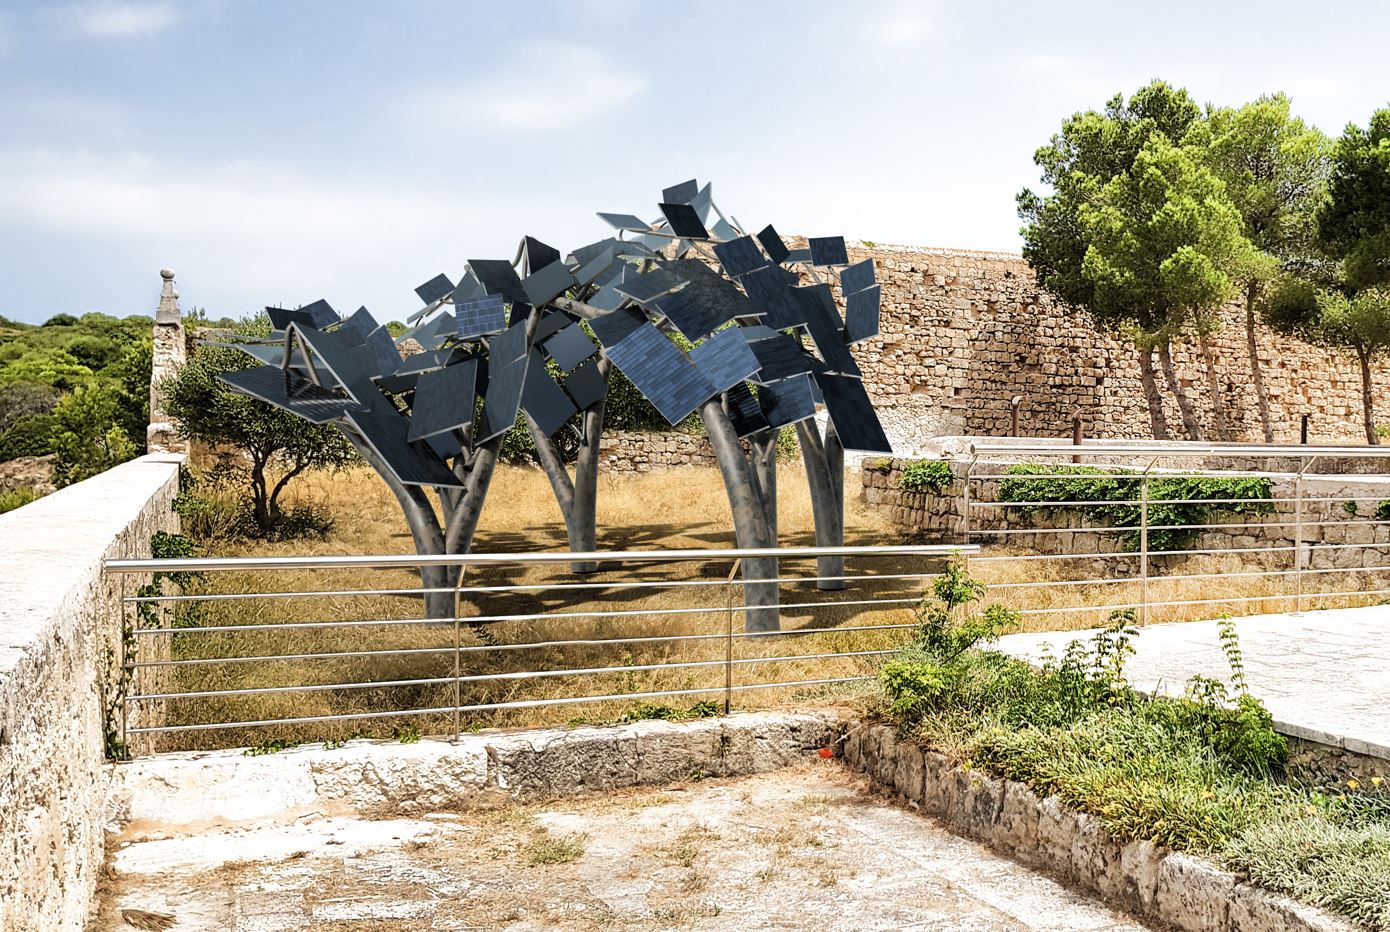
865;0;943;48
405;41;646;134
66;3;178;38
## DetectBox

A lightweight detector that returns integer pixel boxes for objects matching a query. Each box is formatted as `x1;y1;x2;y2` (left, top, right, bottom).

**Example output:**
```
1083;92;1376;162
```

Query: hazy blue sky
2;1;1387;324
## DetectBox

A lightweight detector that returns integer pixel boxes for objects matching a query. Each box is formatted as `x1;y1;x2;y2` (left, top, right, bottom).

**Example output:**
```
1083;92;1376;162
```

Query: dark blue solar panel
544;324;596;371
589;307;648;347
294;324;379;406
662;179;699;204
267;304;333;331
570;237;620;268
406;310;457;350
841;258;876;295
415;273;455;305
424;431;465;461
532;310;572;344
337;306;377;341
808;236;849;267
457;294;507;341
604;324;715;425
395;347;459;376
794;284;860;377
758;374;816;428
346;408;464;487
297;299;340;328
651;286;728;341
785;248;812;264
816;373;892;453
363;327;402;379
563;358;606;410
521;236;561;274
522;259;576;307
522;351;578;436
712;235;769;278
467;259;528;308
748;334;813;384
408;358;477;442
597;212;650;232
845;285;881;343
575;247;615;287
451;271;487;305
489;318;529;366
741;266;805;329
710;217;740;242
614;268;683;305
475;352;529;443
724;382;769;437
690;326;760;393
659;202;708;239
218;365;352;424
586;282;628;312
756;225;790;264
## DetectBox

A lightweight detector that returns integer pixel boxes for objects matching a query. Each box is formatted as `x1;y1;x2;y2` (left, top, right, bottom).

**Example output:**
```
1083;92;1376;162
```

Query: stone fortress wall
840;242;1390;452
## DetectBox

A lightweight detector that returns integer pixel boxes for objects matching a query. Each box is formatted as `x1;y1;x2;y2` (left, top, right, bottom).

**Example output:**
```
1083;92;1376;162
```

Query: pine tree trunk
1245;283;1274;443
1159;341;1202;441
1358;347;1379;446
1135;346;1170;440
1197;332;1231;441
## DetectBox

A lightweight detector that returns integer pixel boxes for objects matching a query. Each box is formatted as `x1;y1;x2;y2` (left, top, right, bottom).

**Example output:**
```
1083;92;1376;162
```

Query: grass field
131;463;1389;753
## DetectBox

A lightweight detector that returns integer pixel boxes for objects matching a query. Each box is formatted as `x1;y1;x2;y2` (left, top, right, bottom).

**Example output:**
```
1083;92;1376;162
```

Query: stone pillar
147;268;188;454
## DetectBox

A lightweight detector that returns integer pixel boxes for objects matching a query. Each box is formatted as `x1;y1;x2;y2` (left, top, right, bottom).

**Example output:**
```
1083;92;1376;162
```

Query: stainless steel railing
104;543;974;754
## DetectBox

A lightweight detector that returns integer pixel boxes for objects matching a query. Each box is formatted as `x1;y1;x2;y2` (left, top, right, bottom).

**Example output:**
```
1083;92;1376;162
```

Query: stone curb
841;721;1358;932
105;710;844;840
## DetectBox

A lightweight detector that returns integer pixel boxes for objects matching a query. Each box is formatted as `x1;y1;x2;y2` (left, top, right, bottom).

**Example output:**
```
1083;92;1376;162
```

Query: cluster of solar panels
215;181;893;493
590;183;887;452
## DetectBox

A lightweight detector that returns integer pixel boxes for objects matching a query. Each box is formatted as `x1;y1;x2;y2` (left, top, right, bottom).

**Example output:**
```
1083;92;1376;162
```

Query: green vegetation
877;560;1390;929
0;312;152;499
1019;81;1334;443
617;700;720;723
160;315;355;536
997;463;1273;551
525;833;586;865
898;459;953;495
0;487;38;514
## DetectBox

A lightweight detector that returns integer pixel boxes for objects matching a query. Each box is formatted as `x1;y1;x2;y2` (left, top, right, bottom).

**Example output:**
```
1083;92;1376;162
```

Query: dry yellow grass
133;463;1389;753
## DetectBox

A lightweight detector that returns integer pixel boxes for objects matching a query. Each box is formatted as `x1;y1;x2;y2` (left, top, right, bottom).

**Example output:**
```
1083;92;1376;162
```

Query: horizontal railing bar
1011;585;1390;616
127;621;922;669
968;441;1390;457
971;544;1298;562
127;649;898;702
123;571;939;605
971;497;1285;508
969;520;1308;535
132;594;923;637
106;544;975;574
126;677;872;734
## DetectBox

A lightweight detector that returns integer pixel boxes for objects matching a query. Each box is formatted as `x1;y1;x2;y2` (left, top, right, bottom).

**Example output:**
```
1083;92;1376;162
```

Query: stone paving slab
994;605;1390;759
95;764;1152;931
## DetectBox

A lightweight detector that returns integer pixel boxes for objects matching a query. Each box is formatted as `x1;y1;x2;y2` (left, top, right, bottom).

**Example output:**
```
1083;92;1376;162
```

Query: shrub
0;412;59;459
998;463;1273;550
899;459;953;495
0;487;39;514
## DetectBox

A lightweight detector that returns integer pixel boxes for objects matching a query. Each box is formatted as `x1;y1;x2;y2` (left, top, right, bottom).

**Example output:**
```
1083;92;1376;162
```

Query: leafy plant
243;737;298;757
0;487;38;514
898;459;953;495
998;463;1273;550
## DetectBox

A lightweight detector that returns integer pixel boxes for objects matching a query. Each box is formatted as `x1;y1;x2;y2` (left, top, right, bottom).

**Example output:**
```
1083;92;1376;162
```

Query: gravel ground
97;761;1152;931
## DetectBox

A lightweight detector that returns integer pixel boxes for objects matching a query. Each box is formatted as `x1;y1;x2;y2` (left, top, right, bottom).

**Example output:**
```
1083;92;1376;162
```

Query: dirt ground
96;762;1152;931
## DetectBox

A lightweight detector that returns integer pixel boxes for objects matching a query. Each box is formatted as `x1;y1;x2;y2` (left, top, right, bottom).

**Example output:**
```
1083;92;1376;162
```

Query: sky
1;1;1388;325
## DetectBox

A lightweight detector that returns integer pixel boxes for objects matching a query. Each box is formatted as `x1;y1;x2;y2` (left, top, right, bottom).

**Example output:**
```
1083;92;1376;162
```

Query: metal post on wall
1295;456;1309;613
724;559;742;714
1071;409;1084;464
1301;414;1310;445
1009;395;1023;438
451;566;465;742
1140;458;1156;626
961;454;977;548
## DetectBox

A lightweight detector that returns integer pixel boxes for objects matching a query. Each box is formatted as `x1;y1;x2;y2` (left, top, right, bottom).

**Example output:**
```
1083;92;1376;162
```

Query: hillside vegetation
0;312;153;509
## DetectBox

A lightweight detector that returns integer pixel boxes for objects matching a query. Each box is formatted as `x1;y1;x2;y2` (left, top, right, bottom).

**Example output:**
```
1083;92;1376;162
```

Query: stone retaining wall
106;711;843;840
598;430;718;472
863;457;1390;577
0;453;182;932
842;720;1355;932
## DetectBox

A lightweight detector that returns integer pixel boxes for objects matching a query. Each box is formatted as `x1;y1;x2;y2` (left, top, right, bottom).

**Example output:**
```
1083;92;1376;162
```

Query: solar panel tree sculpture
214;179;891;631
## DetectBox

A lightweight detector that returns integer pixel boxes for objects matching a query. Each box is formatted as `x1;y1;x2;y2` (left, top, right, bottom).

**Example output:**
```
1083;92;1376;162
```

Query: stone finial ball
160;267;176;280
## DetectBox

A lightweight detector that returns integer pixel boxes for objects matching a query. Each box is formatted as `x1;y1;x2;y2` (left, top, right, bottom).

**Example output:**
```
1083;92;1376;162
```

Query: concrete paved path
995;605;1390;760
96;764;1151;931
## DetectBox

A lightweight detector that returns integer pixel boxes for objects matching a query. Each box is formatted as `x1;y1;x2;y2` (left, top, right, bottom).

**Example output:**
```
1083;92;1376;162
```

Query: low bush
876;560;1390;928
0;486;39;514
998;463;1274;550
898;459;953;495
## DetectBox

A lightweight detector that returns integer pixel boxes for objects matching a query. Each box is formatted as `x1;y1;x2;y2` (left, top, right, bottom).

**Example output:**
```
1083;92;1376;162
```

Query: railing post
119;572;130;757
724;558;742;715
451;563;465;741
1295;456;1308;613
961;455;976;547
1140;470;1150;626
